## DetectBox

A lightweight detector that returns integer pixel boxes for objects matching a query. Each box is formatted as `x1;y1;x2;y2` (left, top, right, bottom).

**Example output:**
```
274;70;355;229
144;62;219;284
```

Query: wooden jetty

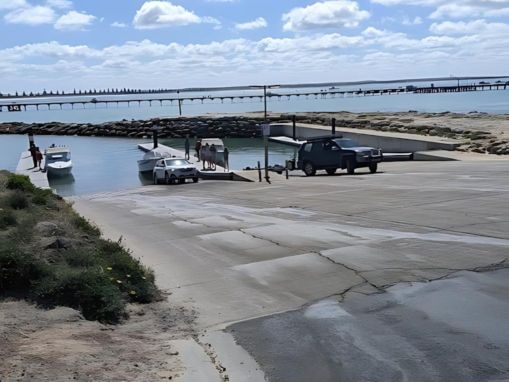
1;82;507;114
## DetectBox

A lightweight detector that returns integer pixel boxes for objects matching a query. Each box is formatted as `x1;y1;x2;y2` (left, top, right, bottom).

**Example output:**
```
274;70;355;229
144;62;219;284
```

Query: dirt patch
0;298;196;381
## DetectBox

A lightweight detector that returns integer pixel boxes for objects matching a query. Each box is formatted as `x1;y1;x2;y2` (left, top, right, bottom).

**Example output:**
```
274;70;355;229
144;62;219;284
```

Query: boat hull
46;161;73;177
138;158;159;173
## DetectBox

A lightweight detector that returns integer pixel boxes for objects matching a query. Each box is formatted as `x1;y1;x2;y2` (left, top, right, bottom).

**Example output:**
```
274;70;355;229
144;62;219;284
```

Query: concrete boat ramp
73;159;509;382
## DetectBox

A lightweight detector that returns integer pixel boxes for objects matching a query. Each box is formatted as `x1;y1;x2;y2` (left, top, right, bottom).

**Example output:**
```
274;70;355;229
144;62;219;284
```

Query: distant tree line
0;88;179;98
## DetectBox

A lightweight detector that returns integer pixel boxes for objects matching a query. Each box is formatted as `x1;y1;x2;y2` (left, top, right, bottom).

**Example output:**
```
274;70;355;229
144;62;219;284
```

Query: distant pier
1;82;507;114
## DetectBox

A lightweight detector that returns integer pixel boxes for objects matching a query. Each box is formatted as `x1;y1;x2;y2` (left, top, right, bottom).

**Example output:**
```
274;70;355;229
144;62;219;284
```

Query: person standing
35;147;43;170
209;144;217;171
184;135;190;160
29;143;38;168
201;143;209;170
223;147;229;172
195;139;202;160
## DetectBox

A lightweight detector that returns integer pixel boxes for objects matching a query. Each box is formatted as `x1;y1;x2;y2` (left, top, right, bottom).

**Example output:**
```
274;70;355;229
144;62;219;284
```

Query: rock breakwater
1;112;508;154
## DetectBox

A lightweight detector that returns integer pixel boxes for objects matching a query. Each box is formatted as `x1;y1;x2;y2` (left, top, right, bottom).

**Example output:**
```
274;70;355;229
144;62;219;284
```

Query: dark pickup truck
295;136;383;176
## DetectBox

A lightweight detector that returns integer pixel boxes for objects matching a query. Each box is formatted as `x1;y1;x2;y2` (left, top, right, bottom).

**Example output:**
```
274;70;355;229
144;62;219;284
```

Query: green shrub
32;188;54;206
72;214;101;237
6;174;35;193
34;268;126;323
0;209;17;230
8;193;29;210
98;240;159;303
0;246;48;291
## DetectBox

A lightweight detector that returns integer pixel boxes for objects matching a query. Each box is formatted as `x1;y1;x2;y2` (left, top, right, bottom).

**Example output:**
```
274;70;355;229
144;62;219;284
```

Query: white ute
153;158;200;185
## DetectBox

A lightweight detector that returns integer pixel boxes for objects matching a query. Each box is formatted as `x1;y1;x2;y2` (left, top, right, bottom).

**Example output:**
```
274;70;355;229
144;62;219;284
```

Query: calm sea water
0;135;297;196
0;80;508;124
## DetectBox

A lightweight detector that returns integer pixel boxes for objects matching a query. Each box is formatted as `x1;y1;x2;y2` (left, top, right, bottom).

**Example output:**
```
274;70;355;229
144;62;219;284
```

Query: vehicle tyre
193;177;199;183
303;161;316;176
153;175;159;185
326;168;336;175
169;174;177;185
178;178;185;184
346;158;355;175
164;172;170;185
369;163;378;173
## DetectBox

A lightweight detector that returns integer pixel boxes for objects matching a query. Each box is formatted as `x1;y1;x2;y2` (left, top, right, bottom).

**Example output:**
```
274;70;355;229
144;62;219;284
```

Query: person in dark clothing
35;148;43;170
223;147;229;172
209;144;217;170
184;135;190;160
29;144;37;168
195;140;202;160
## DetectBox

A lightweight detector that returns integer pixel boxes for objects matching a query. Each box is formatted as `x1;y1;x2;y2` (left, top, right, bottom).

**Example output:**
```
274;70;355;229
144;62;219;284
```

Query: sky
0;0;508;92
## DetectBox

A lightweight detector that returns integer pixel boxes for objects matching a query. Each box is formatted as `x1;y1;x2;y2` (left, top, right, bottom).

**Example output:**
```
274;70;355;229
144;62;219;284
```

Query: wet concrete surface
72;160;509;381
229;269;509;382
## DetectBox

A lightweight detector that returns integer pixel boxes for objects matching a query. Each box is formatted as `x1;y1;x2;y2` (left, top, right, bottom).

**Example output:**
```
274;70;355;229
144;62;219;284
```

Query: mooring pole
177;90;182;116
332;118;336;136
153;129;158;149
292;114;296;140
257;161;262;182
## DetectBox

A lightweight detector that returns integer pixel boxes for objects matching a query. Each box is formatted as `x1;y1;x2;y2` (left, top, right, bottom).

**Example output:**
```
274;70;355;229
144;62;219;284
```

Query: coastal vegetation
0;171;159;323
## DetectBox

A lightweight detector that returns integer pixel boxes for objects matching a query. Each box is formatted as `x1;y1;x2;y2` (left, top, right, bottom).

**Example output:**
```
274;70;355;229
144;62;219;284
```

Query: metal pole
292;115;296;140
257;161;262;182
263;85;270;183
177;90;182;116
332;118;336;136
264;85;267;121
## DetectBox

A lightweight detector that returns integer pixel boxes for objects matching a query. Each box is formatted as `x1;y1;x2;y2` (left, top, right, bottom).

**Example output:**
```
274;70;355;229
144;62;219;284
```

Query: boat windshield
166;159;189;166
334;139;359;148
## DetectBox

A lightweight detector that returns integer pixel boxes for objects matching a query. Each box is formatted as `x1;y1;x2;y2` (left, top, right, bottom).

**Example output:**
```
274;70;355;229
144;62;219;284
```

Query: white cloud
430;19;488;34
133;1;219;29
4;5;55;25
283;0;370;32
0;0;27;10
402;16;422;25
372;0;509;19
54;10;95;30
235;17;267;30
46;0;72;9
111;21;127;28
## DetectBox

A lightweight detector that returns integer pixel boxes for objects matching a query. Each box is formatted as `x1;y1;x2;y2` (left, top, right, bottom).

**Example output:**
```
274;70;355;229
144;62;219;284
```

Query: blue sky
0;0;508;92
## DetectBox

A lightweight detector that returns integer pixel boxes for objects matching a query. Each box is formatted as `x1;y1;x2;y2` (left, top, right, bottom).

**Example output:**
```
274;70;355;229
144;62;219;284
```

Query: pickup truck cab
296;136;383;176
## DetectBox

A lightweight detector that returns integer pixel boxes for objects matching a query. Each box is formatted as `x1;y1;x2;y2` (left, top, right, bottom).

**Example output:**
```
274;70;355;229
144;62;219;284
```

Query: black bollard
332;118;336;136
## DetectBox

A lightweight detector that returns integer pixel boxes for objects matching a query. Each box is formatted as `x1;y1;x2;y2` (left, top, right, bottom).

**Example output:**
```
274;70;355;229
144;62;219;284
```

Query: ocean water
0;135;297;196
0;81;508;124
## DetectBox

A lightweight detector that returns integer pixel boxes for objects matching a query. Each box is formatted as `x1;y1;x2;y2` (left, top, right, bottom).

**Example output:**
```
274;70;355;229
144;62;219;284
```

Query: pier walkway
15;151;49;189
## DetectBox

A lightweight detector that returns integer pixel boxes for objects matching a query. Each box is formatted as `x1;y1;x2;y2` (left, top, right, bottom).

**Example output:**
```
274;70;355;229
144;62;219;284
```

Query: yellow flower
106;267;112;271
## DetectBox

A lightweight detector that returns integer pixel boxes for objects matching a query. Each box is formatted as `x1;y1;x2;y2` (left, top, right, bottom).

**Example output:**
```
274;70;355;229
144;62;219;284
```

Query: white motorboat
44;146;73;176
138;146;173;172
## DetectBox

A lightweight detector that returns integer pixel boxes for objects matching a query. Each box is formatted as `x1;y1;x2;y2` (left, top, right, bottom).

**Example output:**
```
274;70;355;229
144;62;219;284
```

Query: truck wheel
178;178;185;184
346;159;355;175
164;172;170;185
193;177;199;183
369;163;378;173
303;162;316;176
326;168;336;175
169;174;177;185
153;175;159;185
